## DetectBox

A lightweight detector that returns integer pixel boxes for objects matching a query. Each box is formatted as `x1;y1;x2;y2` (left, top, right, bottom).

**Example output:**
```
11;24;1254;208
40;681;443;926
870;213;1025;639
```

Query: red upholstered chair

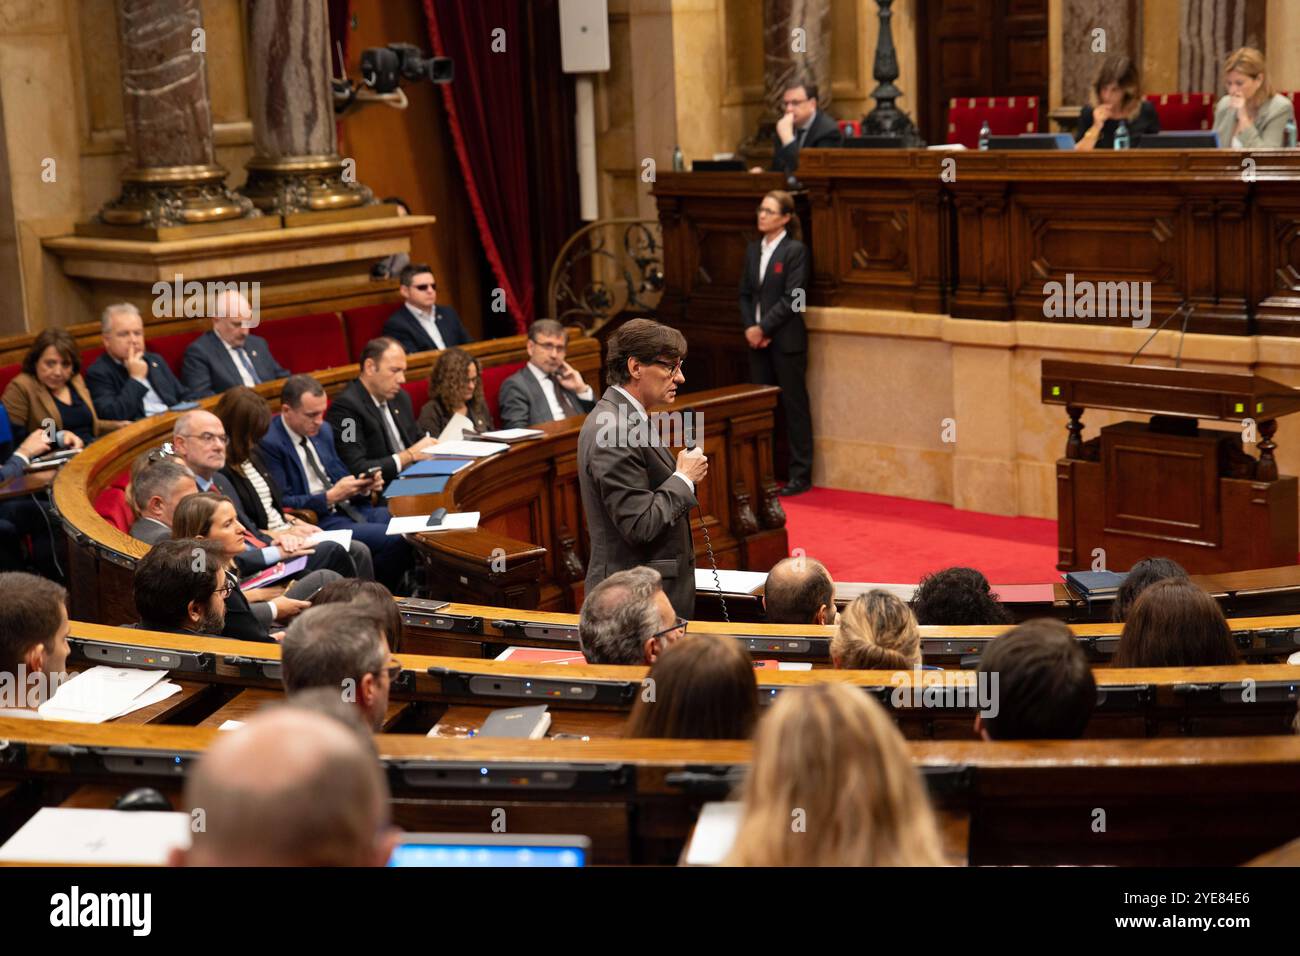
342;303;400;362
481;360;526;425
81;345;105;369
258;312;349;374
401;378;430;414
0;362;20;394
946;96;1039;148
93;468;134;534
838;119;861;138
1144;92;1214;131
148;330;202;377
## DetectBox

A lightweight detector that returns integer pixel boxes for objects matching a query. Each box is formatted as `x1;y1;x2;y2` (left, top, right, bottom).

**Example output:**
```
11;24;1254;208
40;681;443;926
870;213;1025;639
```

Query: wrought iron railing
547;218;664;334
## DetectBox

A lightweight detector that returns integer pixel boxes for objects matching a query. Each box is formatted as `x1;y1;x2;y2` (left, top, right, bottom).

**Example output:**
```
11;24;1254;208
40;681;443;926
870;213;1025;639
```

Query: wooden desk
195;687;411;732
0;468;54;502
653;151;1300;392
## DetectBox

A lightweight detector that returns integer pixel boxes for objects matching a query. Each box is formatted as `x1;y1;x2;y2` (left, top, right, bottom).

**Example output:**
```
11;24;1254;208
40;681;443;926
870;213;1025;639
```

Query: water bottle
672;144;685;172
978;120;991;151
1285;119;1298;148
1113;120;1130;150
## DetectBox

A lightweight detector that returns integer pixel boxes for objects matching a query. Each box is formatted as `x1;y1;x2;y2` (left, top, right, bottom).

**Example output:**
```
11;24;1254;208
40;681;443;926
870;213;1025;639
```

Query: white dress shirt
116;356;168;416
612;385;694;493
754;227;787;327
528;361;594;421
371;393;408;473
406;303;447;351
287;423;328;496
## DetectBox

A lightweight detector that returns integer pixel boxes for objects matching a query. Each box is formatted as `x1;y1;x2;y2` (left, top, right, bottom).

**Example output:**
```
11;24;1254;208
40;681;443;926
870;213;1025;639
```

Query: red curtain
423;0;534;333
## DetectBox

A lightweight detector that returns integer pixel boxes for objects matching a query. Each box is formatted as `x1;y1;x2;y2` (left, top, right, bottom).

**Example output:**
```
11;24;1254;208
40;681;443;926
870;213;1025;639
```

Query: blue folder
384;476;450;498
398;459;471;478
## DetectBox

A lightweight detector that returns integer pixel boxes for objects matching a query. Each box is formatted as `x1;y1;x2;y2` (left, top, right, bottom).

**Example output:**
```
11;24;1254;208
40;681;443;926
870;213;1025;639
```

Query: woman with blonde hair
830;589;921;670
1213;47;1296;148
725;683;946;866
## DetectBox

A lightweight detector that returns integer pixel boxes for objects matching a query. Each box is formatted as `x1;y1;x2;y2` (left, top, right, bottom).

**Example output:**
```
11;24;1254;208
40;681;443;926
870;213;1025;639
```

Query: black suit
85;352;196;421
382;304;472;355
325;378;421;483
181;330;290;398
770;110;844;175
739;233;813;485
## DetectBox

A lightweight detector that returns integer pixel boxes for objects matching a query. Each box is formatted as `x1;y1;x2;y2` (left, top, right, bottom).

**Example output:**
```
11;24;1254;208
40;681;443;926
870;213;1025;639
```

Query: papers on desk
399;458;471;478
476;428;544;443
240;556;309;590
423;440;509;458
218;719;246;731
496;646;588;665
386;511;481;535
38;666;181;723
0;807;191;865
681;802;742;866
308;529;352;550
694;568;768;595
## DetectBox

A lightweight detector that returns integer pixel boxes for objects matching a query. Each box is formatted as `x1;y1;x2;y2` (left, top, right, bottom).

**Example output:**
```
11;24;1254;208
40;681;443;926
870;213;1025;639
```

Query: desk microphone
1128;301;1193;365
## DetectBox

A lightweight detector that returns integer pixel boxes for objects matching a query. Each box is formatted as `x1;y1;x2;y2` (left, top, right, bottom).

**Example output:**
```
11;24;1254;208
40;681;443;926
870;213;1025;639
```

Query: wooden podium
1042;361;1300;573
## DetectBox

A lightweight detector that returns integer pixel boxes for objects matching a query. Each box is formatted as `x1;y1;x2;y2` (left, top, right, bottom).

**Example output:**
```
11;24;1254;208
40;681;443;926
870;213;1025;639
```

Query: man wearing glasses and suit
497;319;597;429
382;263;473;355
577;319;707;619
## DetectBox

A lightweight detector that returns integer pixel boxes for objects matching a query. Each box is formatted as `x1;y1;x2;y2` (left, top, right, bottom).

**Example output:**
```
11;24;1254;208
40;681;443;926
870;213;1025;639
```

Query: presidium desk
653;149;1300;392
47;331;789;622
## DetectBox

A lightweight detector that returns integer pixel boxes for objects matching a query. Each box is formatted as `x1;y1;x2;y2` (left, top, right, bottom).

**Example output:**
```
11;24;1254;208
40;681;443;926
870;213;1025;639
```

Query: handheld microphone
679;410;727;622
1129;301;1190;364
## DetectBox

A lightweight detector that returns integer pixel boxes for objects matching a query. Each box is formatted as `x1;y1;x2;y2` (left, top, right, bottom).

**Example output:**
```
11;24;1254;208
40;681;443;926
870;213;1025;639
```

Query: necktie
550;375;578;418
301;436;364;522
380;403;404;454
236;347;261;385
795;126;808;149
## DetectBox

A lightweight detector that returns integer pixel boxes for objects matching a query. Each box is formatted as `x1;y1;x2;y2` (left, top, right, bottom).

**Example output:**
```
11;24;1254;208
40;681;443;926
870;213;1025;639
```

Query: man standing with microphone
578;319;707;619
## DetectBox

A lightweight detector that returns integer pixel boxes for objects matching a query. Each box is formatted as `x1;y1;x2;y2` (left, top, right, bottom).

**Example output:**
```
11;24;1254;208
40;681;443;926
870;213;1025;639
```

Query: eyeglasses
652;359;684;376
757;205;783;217
377;660;403;681
411;283;436;291
652;617;688;640
532;341;566;353
782;97;809;108
187;432;229;445
216;581;237;597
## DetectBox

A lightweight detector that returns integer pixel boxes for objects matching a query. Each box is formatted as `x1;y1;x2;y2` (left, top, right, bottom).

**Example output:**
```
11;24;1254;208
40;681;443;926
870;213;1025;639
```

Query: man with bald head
181;286;289;397
763;554;836;625
170;707;396;867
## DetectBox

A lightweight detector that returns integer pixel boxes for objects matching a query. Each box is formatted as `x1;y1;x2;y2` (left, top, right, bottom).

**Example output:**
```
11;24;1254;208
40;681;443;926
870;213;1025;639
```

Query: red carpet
780;487;1059;584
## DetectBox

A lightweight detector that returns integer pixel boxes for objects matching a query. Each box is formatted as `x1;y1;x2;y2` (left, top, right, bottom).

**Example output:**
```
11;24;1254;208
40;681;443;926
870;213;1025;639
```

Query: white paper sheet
682;802;743;866
478;428;544;441
308;529;353;550
38;666;170;723
693;568;768;594
422;440;510;458
386;511;481;535
218;719;246;731
0;808;191;864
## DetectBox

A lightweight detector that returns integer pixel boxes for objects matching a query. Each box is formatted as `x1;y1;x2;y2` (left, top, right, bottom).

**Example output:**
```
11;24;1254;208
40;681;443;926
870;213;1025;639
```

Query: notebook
478;704;552;739
383;476;450;498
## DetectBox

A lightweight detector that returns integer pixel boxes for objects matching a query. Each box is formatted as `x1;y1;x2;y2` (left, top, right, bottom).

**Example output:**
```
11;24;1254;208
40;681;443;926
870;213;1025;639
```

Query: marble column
739;0;832;168
239;0;375;219
93;0;257;232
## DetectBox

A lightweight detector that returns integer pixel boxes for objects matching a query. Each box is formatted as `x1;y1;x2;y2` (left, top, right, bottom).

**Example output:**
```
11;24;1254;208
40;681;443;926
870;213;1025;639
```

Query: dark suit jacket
416;397;493;439
181;330;290;398
85;351;195;421
382;304;472;355
738;233;810;353
771;109;844;175
259;415;352;515
130;516;171;545
325;379;421;483
577;387;698;617
497;365;596;430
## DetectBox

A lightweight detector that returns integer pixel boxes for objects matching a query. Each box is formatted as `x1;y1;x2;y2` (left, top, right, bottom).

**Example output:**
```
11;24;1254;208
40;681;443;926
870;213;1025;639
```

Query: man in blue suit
181;288;289;397
259;374;412;591
381;262;472;354
85;303;197;420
